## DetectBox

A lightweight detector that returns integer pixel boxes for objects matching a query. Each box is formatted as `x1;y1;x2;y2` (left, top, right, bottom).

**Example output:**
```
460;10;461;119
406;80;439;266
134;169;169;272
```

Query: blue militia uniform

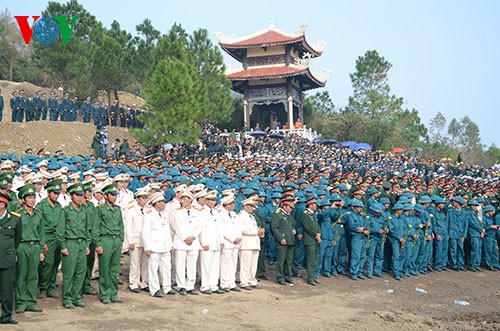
365;212;386;277
466;210;484;270
388;213;406;280
448;207;467;270
330;207;348;275
316;208;333;277
346;210;367;279
430;205;448;270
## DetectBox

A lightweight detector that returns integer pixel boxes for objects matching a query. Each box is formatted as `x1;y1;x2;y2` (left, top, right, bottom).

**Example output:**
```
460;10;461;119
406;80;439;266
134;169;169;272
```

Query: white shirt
142;208;173;253
173;207;202;251
238;210;261;250
125;200;146;247
199;206;224;251
221;209;242;249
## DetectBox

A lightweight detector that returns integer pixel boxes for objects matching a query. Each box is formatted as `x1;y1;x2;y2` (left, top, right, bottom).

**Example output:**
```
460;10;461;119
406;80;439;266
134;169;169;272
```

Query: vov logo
15;16;78;45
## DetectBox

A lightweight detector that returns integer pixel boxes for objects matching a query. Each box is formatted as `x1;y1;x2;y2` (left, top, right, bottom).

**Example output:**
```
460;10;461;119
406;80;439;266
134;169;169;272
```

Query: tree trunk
9;59;13;81
114;89;119;104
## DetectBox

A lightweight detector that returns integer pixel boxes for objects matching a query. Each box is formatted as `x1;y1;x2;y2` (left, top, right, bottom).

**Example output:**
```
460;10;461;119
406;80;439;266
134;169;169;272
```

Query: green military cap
18;184;36;199
68;182;84;195
0;175;9;189
45;179;63;193
102;183;118;195
83;181;93;191
0;172;15;183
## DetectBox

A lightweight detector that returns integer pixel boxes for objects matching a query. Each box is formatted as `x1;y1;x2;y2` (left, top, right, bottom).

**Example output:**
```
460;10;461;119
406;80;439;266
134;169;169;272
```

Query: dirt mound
0;121;138;156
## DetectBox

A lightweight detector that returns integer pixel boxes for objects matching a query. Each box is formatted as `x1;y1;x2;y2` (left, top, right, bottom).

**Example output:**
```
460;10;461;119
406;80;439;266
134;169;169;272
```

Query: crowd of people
2;89;144;128
0;126;499;325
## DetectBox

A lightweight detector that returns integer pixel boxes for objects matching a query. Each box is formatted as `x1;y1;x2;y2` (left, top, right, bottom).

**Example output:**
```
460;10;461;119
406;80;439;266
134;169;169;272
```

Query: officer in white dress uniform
220;194;242;292
199;190;225;294
142;192;176;297
124;187;150;293
238;198;264;290
173;190;201;295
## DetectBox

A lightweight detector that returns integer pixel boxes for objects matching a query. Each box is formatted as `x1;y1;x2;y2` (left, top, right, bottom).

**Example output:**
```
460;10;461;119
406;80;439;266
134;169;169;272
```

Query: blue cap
418;195;432;204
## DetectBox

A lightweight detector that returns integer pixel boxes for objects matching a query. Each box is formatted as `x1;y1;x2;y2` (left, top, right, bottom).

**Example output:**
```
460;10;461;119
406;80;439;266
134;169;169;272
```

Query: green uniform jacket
18;207;45;254
82;201;95;235
0;211;22;268
92;203;124;247
270;208;296;246
57;203;91;250
37;198;64;235
252;208;265;242
301;209;321;246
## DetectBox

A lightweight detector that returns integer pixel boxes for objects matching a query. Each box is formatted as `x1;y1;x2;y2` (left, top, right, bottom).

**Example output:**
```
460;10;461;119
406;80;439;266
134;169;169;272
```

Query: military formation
3;89;144;128
0;128;499;325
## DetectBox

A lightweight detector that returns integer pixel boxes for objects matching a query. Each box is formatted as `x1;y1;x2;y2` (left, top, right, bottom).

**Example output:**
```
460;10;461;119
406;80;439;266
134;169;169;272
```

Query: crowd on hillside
0;125;499;325
0;89;145;129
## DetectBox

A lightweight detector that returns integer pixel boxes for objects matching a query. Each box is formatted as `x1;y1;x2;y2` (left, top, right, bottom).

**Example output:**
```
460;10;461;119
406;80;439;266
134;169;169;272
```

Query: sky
4;0;500;146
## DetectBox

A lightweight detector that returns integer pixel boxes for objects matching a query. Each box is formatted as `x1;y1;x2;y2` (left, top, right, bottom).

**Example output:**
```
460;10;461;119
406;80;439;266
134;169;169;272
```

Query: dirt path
11;257;500;331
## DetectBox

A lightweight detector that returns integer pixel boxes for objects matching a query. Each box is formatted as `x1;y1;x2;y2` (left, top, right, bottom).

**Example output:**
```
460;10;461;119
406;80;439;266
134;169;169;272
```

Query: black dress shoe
153;291;164;298
26;306;43;313
277;279;287;285
257;275;270;281
129;288;141;293
222;288;230;292
0;319;18;324
201;290;212;295
141;287;150;292
166;290;176;295
240;286;252;291
251;285;263;289
230;287;241;292
307;281;317;286
187;289;199;295
214;289;225;294
111;298;124;303
178;288;187;296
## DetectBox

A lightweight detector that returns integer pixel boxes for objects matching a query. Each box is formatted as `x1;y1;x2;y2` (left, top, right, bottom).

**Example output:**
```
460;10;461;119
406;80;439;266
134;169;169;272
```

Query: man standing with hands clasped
238;198;265;290
301;196;321;286
57;183;91;309
271;197;296;286
93;183;124;304
142;192;175;297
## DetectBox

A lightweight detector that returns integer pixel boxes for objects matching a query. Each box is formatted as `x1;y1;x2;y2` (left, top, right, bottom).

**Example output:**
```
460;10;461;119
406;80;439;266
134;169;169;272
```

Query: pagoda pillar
287;96;293;130
243;99;249;129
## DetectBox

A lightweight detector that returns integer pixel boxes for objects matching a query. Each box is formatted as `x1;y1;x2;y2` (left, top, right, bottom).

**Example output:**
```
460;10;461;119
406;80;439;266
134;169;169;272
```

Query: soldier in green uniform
301;196;321;285
93;183;124;304
270;197;296;285
81;181;97;295
37;179;64;299
0;172;21;213
0;192;22;324
15;184;45;314
254;191;269;280
57;183;91;308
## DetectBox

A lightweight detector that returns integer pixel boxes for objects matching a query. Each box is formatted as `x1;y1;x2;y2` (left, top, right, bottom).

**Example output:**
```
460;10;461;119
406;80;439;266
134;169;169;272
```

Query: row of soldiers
4;90;144;128
1;154;500;324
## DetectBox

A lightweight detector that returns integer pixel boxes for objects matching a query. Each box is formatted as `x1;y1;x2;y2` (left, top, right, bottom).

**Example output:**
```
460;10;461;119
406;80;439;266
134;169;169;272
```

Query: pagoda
217;20;328;130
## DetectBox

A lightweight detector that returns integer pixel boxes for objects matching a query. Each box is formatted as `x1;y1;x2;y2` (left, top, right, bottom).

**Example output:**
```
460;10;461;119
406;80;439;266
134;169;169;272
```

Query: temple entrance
250;103;301;131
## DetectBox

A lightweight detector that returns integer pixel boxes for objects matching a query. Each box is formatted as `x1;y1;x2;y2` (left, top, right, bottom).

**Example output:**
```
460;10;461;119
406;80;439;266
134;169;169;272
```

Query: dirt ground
9;255;500;331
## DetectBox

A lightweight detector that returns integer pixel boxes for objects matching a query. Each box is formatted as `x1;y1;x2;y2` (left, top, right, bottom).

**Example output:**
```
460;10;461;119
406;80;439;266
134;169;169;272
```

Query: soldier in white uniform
142;192;176;297
238;198;264;290
173;190;201;295
124;187;150;293
199;190;225;294
220;195;242;292
57;175;71;207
